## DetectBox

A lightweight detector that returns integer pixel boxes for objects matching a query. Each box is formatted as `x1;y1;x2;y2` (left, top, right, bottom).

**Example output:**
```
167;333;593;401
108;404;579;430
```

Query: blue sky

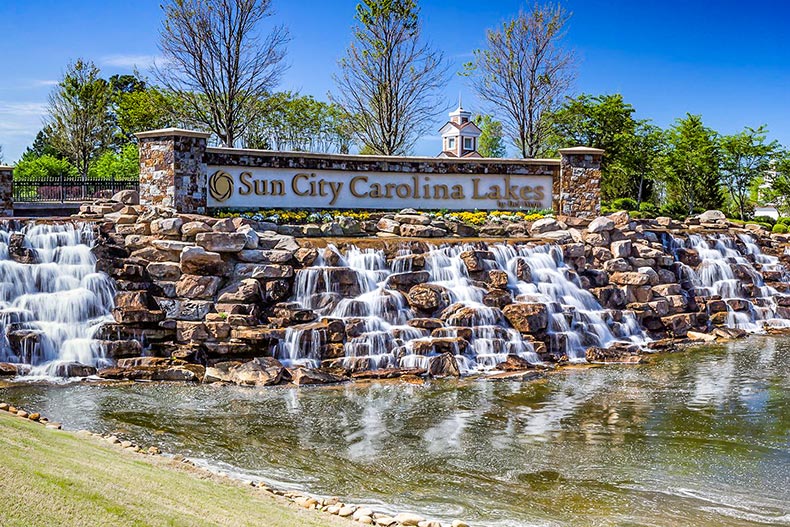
1;0;788;162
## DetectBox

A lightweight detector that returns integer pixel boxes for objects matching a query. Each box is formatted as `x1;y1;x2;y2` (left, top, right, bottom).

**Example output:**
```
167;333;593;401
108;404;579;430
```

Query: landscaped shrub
638;202;659;217
752;215;776;226
610;197;638;211
776;217;790;226
13;154;76;181
772;223;788;234
659;200;690;220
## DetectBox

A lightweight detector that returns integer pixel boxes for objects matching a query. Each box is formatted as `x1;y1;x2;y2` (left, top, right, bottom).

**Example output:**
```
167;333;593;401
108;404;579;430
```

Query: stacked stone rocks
74;195;790;385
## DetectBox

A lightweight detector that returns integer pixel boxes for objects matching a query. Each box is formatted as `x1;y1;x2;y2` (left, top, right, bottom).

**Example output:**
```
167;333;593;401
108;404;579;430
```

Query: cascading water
283;242;648;373
671;233;790;331
0;222;115;376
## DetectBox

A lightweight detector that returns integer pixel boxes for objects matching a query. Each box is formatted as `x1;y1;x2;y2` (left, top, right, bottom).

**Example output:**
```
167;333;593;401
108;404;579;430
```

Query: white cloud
33;80;59;87
101;54;163;69
0;101;48;162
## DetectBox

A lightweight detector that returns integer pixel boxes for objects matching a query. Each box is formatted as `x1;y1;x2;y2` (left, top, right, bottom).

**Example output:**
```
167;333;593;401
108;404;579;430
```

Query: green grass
0;412;350;527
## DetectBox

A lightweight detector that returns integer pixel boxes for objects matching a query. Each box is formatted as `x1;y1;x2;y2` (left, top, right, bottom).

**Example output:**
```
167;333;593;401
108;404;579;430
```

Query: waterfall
0;222;115;376
674;233;790;331
284;242;648;372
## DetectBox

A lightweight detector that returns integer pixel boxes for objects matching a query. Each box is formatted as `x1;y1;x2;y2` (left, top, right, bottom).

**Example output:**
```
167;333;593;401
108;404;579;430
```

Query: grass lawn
0;411;351;527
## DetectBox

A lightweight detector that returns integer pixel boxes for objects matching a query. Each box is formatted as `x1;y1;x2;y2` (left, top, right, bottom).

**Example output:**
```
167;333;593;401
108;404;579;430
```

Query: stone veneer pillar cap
558;146;605;155
135;128;212;140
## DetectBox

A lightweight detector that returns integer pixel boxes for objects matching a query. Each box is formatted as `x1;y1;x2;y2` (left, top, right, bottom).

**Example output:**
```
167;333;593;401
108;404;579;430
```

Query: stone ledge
135;128;212;140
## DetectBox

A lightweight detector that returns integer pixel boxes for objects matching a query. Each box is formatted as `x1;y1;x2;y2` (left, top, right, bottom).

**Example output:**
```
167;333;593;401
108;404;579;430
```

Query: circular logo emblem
209;170;233;202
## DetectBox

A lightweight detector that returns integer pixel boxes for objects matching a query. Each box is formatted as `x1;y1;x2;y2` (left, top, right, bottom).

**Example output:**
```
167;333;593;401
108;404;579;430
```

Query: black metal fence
13;176;139;203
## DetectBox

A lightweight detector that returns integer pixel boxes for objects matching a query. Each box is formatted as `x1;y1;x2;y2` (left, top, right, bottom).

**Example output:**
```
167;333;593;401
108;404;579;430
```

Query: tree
246;92;354;153
612;122;665;206
466;2;574;158
765;152;790;215
46;59;113;179
547;93;641;200
14;155;77;181
156;0;289;147
661;114;722;215
89;144;139;180
332;0;449;155
474;114;506;157
22;127;63;161
719;125;778;220
115;86;176;140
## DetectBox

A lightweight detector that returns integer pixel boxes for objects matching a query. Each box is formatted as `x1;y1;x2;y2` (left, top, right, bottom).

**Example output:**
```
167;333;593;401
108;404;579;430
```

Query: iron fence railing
13;177;139;203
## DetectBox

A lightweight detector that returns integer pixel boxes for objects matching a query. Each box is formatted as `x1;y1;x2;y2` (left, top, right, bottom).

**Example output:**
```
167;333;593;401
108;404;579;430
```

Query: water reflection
1;336;789;526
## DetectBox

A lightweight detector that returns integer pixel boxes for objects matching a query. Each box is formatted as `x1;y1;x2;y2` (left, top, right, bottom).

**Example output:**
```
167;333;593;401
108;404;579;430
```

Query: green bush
752;215;776;226
772;223;788;234
659;200;690;220
14;155;77;181
638;202;659;217
89;144;139;180
776;217;790;226
610;197;638;211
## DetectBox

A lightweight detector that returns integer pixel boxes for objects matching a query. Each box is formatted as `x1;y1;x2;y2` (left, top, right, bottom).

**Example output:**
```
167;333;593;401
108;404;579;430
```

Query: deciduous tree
467;2;575;158
474;114;506;158
661;114;722;215
332;0;448;155
156;0;289;147
719;125;778;220
46;59;113;179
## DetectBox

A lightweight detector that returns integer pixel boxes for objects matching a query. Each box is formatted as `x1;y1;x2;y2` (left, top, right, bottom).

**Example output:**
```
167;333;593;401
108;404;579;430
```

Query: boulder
503;303;549;333
459;250;493;272
230;357;288;386
216;279;262;304
376;218;400;234
610;240;632;259
529;217;562;235
180;246;227;276
394;213;431;225
399;224;445;237
111;189;139;205
150;217;183;236
52;362;97;377
195;232;248;252
146;262;182;281
181;221;212;239
699;210;726;223
8;234;39;264
495;355;535;371
609;272;651;286
427;352;461;378
587;216;615;233
175;274;222;299
290;368;346;386
386;271;430;292
407;283;451;313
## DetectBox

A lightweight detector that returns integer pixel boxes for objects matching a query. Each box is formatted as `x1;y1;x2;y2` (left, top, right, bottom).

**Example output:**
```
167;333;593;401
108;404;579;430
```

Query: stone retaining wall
0;166;13;217
136;129;603;217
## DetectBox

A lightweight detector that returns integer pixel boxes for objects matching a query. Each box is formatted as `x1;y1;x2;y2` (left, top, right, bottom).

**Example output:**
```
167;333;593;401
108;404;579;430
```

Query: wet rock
503;303;548;333
52;362;97;377
8;233;39;264
230;357;288;386
585;343;641;363
290;368;346;385
609;272;651;286
676;248;701;267
495;355;535;371
387;271;430;292
459;249;493;272
427;352;460;377
483;289;513;308
407;283;451;313
407;318;444;330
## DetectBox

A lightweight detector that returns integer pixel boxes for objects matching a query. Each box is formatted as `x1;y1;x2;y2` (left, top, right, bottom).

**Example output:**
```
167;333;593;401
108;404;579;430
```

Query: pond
2;336;789;526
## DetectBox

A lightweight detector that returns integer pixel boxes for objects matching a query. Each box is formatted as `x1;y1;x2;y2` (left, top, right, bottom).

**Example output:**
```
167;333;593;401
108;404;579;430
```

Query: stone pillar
135;128;211;214
556;147;604;218
0;166;13;217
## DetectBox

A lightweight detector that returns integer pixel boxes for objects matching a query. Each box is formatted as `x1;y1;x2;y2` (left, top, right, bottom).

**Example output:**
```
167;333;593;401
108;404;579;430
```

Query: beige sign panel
207;167;552;210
